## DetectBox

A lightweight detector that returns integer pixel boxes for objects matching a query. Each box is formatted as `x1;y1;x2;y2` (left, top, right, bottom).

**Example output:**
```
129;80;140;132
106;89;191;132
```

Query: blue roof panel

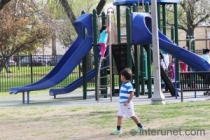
113;0;180;5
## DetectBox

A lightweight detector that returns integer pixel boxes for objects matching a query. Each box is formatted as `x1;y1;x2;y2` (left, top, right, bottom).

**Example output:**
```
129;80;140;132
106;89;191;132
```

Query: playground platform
0;90;209;107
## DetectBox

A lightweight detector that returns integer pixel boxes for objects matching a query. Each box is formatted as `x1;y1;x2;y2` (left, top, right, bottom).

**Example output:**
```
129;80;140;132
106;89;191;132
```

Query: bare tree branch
167;21;188;32
59;0;107;31
59;0;76;30
96;0;107;15
0;0;11;10
193;14;210;27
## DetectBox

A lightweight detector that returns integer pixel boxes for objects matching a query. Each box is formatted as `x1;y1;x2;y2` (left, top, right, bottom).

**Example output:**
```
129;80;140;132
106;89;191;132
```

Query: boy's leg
110;105;123;135
123;102;144;130
131;116;143;128
117;116;123;130
131;116;139;124
117;105;123;131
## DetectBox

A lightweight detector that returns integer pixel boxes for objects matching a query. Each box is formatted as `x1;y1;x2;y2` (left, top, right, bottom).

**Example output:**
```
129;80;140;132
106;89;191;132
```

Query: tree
59;0;108;30
0;0;52;73
167;0;210;36
96;0;107;15
0;0;11;10
56;0;110;71
43;0;104;55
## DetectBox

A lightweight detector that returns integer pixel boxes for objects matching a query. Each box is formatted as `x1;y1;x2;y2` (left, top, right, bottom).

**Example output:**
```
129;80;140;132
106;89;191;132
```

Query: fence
0;55;92;92
0;50;205;92
0;54;121;92
180;71;210;102
194;50;203;55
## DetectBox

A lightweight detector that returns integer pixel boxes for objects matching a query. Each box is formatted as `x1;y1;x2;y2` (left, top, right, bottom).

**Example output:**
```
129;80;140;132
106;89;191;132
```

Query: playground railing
180;71;210;102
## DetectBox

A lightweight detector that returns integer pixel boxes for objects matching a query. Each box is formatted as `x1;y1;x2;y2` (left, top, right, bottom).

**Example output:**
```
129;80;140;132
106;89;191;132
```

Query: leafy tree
0;0;52;73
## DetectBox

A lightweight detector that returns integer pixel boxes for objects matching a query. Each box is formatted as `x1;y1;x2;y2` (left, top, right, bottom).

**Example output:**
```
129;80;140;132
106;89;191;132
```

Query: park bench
180;71;210;102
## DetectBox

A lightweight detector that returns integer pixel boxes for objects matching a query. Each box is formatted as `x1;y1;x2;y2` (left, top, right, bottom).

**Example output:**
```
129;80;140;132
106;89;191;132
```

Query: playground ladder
96;7;115;102
96;54;110;102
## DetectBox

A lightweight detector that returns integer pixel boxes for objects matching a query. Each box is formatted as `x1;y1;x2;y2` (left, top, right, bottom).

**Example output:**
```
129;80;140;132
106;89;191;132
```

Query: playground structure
9;0;210;104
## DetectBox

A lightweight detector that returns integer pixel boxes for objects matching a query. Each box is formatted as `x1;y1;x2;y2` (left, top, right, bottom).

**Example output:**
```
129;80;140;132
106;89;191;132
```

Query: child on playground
169;59;175;81
201;48;210;95
179;46;188;72
98;25;109;59
110;68;144;135
202;48;210;63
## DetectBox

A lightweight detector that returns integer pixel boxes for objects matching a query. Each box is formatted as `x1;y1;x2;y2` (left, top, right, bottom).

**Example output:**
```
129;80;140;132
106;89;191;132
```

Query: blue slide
10;14;93;94
131;12;210;71
49;69;95;96
49;46;110;97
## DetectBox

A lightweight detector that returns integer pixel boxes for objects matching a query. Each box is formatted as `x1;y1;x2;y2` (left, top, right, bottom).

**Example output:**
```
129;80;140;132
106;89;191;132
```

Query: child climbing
98;25;109;59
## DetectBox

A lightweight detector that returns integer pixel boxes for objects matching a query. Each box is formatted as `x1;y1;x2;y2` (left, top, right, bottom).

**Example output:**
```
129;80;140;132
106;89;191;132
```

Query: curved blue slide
10;14;93;94
49;46;110;96
49;69;95;96
131;12;210;71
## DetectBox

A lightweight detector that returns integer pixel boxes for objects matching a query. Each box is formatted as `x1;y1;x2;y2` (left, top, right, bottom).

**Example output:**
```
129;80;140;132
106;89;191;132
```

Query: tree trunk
59;0;76;31
186;29;194;36
0;60;3;73
96;0;107;15
0;57;11;73
4;62;11;73
0;0;11;10
52;32;57;55
186;27;195;50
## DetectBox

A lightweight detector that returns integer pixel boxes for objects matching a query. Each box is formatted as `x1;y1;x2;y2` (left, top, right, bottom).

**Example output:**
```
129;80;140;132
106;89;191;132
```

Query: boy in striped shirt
110;68;144;135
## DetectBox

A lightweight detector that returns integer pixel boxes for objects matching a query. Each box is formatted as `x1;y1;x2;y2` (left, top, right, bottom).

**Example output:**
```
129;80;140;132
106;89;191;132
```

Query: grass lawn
0;101;210;140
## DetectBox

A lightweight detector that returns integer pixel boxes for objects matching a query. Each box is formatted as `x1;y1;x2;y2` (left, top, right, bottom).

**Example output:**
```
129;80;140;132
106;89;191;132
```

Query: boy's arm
124;84;134;106
124;91;134;106
127;91;134;103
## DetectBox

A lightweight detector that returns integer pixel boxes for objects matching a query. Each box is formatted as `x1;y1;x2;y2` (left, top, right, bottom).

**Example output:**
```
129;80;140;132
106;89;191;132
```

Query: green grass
0;101;210;139
87;101;210;130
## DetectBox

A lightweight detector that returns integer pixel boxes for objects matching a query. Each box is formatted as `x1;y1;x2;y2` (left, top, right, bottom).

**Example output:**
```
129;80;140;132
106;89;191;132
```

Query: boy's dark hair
120;68;132;80
100;25;107;33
